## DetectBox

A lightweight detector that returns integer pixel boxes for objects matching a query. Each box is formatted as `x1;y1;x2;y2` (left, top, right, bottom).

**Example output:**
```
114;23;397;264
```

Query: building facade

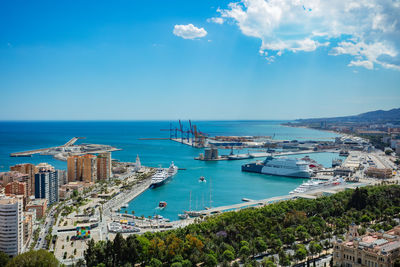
26;199;47;219
97;152;111;180
0;196;23;256
22;211;34;248
333;224;400;267
5;181;28;208
67;154;97;183
10;163;37;196
35;169;59;205
5;181;27;197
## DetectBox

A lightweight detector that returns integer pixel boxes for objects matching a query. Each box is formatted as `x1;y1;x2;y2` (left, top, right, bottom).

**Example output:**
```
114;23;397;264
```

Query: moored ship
149;162;178;188
241;156;313;178
289;177;345;194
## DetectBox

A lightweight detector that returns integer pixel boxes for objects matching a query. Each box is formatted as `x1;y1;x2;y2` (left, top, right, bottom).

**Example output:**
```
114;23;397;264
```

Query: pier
62;137;83;147
197;182;367;216
10;137;80;157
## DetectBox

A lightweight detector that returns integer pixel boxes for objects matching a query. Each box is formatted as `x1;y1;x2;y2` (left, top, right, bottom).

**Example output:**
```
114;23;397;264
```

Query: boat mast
189;191;192;211
209;177;212;208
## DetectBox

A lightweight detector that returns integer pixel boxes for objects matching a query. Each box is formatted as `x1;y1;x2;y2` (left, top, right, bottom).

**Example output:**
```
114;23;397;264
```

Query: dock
195;149;336;161
196;182;367;216
10;137;80;157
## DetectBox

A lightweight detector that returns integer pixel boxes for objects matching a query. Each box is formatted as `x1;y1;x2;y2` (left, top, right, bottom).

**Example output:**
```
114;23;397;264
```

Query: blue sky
0;0;399;120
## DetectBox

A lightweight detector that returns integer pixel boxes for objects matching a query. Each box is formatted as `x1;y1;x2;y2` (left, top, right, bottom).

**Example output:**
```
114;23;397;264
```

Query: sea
0;121;341;220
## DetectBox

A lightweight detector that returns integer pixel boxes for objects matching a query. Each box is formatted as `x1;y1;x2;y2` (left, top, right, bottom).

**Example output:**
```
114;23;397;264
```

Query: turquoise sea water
0;121;340;220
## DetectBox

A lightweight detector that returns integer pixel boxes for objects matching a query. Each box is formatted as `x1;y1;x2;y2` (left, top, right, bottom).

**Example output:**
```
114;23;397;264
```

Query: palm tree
131;210;135;218
148;216;152;228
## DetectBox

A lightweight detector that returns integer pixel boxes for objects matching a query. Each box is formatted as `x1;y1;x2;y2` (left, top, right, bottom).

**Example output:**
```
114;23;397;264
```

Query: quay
10;137;81;157
197;182;367;216
195;149;337;161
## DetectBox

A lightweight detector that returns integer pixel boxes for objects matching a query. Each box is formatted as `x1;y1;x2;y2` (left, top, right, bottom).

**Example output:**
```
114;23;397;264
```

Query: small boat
121;204;128;208
158;201;167;208
178;213;188;220
199;176;206;182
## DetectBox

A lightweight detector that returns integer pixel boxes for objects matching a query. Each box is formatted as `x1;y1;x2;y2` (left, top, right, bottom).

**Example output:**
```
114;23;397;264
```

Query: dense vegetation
5;249;59;267
84;185;400;267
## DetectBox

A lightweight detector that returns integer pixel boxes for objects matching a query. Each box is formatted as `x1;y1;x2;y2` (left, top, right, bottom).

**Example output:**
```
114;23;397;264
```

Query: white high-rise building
0;196;23;256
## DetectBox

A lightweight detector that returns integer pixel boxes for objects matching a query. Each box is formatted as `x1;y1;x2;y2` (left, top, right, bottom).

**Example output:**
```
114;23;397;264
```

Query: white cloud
207;17;225;24
348;60;374;70
173;24;207;39
215;0;400;70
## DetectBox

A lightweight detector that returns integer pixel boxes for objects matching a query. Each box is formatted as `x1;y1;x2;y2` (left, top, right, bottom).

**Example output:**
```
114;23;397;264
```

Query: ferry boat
241;156;313;178
149;162;178;188
289;177;345;194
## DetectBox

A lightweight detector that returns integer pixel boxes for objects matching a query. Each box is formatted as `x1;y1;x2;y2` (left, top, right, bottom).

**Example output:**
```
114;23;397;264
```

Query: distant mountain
297;108;400;123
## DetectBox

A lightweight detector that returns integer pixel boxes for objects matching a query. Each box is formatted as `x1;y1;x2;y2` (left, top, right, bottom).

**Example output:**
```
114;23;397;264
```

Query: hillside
297;108;400;123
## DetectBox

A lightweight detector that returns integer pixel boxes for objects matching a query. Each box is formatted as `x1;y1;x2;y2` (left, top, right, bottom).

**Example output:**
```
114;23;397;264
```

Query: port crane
160;120;208;147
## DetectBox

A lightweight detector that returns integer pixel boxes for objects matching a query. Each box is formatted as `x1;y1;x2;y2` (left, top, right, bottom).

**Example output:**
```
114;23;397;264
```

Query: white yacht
149;162;178;188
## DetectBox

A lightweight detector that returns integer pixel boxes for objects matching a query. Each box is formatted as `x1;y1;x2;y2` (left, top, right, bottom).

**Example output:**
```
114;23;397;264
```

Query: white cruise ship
242;156;313;178
290;177;345;194
149;162;178;188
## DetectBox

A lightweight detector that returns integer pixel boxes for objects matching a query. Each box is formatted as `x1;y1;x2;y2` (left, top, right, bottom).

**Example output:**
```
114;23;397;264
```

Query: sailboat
184;191;201;217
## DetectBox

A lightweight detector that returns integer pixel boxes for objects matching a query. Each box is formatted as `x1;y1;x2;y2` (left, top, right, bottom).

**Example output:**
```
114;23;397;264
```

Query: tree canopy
84;185;400;266
6;250;59;267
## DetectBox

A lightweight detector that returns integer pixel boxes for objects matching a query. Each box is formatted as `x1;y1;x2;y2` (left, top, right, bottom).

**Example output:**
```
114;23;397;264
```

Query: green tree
204;254;218;267
279;250;291;266
113;233;127;266
222;249;235;262
149;258;162;267
0;251;10;267
181;259;191;267
261;257;277;267
6;250;59;267
296;225;310;241
255;237;268;254
239;246;250;258
294;245;307;263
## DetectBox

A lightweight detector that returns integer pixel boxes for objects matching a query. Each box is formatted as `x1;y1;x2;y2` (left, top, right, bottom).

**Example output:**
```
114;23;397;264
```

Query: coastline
280;122;342;136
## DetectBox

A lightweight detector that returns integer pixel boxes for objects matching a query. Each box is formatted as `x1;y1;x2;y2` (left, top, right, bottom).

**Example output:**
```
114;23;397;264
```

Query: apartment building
0;196;23;256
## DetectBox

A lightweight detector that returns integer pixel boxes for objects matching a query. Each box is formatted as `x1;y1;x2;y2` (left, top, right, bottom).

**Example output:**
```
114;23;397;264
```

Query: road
35;207;57;250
